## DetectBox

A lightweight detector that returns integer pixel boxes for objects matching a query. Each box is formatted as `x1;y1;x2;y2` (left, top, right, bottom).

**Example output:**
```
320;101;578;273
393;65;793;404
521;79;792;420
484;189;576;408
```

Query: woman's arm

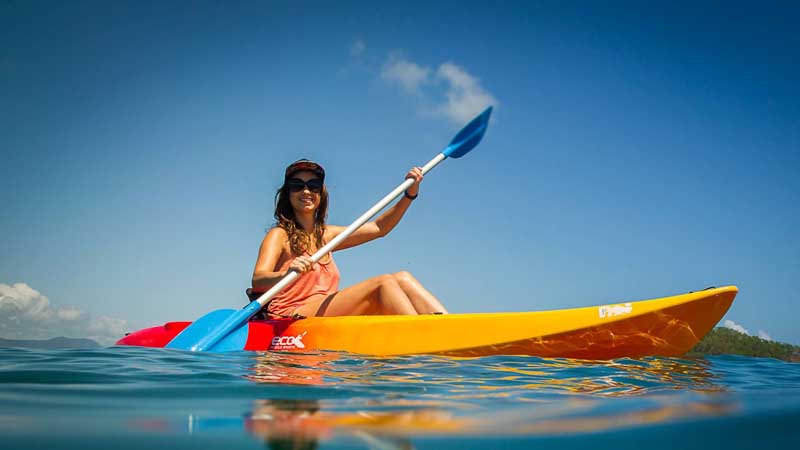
326;167;422;251
251;227;289;290
252;228;317;290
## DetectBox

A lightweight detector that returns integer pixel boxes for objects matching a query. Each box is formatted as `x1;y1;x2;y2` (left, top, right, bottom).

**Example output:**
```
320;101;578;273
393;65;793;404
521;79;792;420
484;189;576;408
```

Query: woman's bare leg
293;274;418;317
393;271;448;314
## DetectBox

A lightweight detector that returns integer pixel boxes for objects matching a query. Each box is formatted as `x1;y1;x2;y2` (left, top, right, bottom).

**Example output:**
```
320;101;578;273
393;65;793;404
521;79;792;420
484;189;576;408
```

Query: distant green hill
689;327;799;361
0;336;101;349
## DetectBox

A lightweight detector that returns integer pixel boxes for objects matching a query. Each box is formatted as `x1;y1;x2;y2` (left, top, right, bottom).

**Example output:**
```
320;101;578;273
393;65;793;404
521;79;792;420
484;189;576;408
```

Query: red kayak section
117;322;190;348
116;319;300;351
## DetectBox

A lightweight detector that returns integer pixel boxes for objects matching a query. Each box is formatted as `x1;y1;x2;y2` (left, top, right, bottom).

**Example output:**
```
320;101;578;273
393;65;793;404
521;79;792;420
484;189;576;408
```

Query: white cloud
721;321;776;341
381;55;431;96
57;306;84;321
435;62;497;125
0;282;54;321
0;283;126;346
380;54;497;125
88;315;128;341
351;40;366;57
723;319;749;335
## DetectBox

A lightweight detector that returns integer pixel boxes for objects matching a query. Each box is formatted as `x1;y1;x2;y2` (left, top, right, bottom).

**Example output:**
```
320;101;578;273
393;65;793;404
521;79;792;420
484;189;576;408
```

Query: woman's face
287;170;323;214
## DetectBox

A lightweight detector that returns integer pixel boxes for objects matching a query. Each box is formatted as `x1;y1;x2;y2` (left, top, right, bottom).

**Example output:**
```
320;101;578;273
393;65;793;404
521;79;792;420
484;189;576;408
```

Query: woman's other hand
287;256;315;275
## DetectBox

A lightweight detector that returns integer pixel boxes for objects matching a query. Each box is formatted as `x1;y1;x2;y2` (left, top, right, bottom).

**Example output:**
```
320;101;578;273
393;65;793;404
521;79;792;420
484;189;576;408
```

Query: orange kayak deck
116;286;737;359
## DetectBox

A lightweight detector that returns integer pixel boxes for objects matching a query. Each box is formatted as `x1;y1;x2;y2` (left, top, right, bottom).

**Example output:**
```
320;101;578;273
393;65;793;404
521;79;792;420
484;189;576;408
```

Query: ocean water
1;347;798;449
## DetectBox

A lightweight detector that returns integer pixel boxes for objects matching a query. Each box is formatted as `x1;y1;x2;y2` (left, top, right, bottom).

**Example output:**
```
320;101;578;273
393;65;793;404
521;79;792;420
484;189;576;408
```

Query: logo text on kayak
270;331;307;350
598;303;633;319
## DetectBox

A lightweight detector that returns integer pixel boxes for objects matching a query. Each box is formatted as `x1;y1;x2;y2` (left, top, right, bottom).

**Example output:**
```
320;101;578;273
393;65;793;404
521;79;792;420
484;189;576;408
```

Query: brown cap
284;159;325;181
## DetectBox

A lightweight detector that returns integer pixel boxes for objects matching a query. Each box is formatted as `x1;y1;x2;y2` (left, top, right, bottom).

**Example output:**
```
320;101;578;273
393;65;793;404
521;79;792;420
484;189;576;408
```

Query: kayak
116;286;737;359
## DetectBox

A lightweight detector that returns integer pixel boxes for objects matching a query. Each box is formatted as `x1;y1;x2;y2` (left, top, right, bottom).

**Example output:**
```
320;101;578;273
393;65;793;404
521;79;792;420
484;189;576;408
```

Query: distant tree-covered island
689;327;799;362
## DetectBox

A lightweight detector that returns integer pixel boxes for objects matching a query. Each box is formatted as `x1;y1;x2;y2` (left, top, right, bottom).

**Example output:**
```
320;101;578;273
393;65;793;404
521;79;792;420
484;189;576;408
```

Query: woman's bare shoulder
266;226;288;237
262;226;288;245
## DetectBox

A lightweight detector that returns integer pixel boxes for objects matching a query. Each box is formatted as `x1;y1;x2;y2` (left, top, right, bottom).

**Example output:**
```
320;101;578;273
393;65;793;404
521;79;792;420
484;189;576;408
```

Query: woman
250;159;448;318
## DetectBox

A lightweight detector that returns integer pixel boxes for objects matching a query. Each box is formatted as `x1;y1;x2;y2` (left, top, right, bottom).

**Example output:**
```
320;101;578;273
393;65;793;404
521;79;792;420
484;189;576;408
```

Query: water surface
1;347;798;449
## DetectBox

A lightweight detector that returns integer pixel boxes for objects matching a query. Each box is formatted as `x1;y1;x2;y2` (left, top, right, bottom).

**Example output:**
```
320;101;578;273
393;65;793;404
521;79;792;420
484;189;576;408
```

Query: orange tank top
263;253;340;317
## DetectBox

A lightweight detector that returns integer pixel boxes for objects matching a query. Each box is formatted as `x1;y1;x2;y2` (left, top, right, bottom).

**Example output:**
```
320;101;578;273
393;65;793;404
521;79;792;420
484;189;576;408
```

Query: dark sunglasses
286;178;323;193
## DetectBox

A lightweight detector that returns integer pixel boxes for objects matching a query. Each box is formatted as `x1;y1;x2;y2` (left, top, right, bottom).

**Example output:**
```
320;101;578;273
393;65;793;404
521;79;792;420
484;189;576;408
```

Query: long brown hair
273;180;329;256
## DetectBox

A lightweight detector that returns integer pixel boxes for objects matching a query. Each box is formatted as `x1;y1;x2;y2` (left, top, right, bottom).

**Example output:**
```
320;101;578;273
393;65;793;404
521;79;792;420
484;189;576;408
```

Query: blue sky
1;1;798;345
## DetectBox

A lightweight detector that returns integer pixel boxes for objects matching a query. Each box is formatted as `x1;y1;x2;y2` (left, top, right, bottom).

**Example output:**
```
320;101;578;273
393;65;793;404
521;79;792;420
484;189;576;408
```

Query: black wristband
404;190;418;200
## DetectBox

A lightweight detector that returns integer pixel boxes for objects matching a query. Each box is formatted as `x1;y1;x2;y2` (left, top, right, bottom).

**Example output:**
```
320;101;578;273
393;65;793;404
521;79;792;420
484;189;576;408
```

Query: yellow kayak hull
247;285;738;358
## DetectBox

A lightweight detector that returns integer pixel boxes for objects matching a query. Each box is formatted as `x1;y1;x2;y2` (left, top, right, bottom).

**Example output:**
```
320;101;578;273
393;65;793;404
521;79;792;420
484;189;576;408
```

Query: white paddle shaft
252;152;447;309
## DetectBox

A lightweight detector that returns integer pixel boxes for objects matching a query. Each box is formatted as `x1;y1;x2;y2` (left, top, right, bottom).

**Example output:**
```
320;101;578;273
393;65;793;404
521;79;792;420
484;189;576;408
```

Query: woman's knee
362;274;395;291
366;275;401;301
374;273;397;286
378;274;404;292
393;271;415;284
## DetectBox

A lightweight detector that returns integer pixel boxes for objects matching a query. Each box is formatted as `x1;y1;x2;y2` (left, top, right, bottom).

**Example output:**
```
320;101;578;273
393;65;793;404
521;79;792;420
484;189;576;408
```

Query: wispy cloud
380;53;497;125
0;283;126;346
723;319;749;335
381;54;431;96
435;62;497;125
757;330;773;341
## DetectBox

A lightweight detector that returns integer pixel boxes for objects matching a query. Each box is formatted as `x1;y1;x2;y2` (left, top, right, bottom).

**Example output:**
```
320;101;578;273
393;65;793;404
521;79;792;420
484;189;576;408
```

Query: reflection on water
482;356;723;396
245;399;423;450
238;396;738;448
245;399;328;450
246;351;721;395
238;351;735;447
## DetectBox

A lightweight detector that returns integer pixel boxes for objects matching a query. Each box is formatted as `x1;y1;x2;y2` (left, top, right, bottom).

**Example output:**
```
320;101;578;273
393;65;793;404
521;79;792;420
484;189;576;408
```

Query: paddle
166;106;493;352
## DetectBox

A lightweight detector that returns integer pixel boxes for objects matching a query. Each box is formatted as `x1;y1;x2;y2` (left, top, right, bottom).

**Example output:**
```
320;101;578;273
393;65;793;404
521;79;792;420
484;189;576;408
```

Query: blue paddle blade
165;307;251;352
442;106;493;159
206;321;249;352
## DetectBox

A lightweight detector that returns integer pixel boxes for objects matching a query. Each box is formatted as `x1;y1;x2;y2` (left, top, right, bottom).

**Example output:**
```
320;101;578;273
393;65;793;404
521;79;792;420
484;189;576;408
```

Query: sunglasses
286;178;323;193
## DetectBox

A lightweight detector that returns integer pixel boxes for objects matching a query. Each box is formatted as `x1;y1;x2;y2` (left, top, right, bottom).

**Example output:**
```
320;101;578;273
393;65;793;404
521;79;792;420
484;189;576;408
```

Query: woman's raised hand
405;167;423;197
287;256;315;275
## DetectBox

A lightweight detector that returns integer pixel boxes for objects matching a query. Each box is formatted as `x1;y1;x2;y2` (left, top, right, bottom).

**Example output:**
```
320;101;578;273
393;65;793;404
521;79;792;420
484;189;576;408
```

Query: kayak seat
245;288;270;321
